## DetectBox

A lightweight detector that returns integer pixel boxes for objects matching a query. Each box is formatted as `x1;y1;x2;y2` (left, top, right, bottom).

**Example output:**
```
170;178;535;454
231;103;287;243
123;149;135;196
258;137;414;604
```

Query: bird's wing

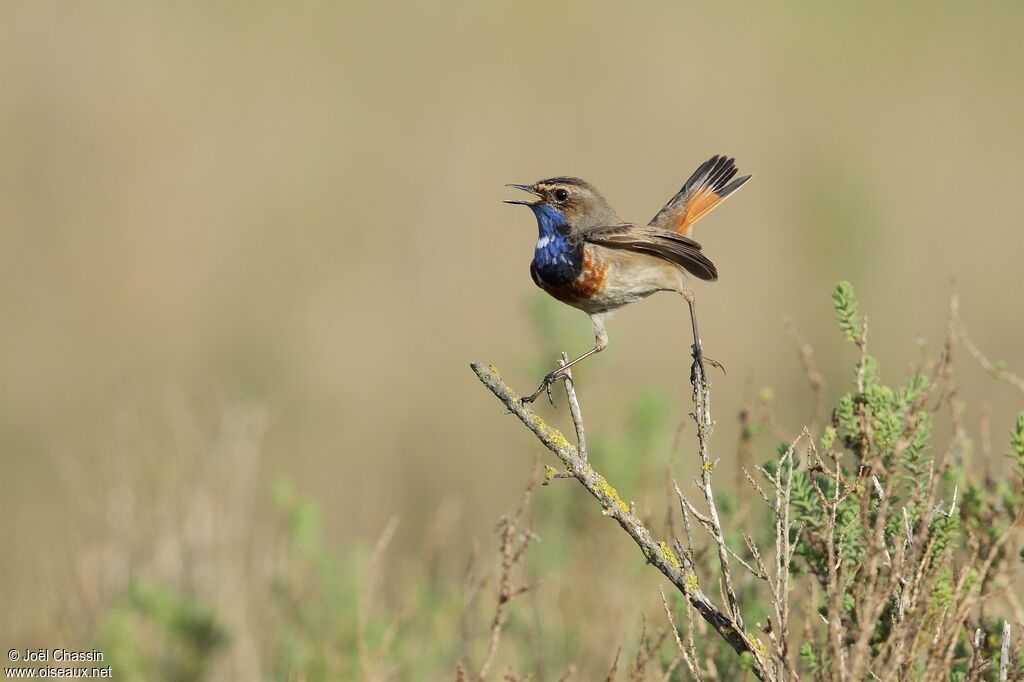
582;224;718;281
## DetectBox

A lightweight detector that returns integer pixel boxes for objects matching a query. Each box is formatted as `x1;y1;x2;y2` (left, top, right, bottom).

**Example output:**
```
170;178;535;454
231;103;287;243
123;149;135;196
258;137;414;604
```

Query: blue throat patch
531;203;582;285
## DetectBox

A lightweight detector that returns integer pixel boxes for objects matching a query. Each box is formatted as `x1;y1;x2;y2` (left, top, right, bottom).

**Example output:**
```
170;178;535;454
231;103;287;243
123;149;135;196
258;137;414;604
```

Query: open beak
503;183;541;206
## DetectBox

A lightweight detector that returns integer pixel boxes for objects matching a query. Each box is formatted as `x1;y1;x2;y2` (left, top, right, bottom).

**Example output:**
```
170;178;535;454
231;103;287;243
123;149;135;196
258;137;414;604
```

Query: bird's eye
553;188;569;202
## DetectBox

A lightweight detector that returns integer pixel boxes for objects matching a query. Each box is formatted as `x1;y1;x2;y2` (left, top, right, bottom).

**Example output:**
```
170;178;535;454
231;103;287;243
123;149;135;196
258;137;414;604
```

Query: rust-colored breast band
541;247;609;303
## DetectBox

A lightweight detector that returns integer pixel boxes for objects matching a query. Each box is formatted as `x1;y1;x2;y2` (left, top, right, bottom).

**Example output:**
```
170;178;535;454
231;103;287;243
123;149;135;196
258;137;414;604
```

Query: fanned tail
648;155;751;235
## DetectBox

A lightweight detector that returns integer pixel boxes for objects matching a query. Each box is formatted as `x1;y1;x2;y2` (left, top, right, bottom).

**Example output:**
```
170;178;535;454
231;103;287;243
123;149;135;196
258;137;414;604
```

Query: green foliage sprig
832;281;863;345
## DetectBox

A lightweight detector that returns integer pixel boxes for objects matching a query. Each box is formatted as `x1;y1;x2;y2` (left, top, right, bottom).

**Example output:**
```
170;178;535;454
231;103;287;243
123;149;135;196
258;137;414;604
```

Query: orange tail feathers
648;155;751;236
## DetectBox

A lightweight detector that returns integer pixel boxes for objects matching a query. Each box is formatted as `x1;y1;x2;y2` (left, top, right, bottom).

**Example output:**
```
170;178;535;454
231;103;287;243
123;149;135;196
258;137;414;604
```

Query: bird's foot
521;370;563;407
690;344;726;385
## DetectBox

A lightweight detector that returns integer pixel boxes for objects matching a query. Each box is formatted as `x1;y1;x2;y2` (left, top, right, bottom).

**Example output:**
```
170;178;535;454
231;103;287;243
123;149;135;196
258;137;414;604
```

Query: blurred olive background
2;0;1024;674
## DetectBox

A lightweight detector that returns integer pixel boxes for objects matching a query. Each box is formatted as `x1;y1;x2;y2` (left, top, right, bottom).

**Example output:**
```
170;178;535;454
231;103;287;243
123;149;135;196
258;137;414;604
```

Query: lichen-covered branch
469;362;769;681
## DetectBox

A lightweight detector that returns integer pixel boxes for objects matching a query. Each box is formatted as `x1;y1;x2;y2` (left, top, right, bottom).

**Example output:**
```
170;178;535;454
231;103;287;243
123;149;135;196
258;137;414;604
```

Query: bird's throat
531;204;582;285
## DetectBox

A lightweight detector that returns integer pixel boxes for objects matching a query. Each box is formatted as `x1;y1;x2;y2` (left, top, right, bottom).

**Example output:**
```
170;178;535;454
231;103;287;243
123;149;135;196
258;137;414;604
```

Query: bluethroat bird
505;155;751;404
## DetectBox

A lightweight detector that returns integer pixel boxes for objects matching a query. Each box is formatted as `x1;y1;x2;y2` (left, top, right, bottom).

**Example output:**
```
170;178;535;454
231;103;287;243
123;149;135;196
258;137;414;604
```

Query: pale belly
572;246;685;314
586;270;676;310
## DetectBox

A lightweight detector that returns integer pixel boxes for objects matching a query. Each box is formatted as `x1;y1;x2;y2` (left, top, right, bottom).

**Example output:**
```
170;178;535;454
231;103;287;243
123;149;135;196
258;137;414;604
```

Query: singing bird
505;155;751;404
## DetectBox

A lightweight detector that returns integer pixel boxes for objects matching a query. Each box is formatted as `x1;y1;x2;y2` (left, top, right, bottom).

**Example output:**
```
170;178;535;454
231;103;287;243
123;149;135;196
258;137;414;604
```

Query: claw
704;357;727;375
521;370;563;406
544;381;556;406
689;344;724;384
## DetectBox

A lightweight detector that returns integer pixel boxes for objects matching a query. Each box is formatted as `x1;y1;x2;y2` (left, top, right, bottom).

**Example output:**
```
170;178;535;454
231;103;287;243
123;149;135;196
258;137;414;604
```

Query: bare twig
661;586;700;682
627;615;669;682
738;385;757;502
559;353;588;462
690;372;753;665
786;317;828;430
999;621;1010;682
659;585;684;655
477;461;541;681
605;647;622;682
775;434;802;678
957;313;1024;400
966;627;992;682
743;468;774;509
358;515;400;679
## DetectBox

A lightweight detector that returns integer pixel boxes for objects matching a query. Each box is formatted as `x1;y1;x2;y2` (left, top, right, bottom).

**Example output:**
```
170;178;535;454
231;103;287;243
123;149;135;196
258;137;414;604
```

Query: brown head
505;177;621;234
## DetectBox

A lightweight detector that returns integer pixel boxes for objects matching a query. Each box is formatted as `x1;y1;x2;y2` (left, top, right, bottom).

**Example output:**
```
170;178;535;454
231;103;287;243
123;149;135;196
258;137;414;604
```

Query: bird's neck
531;204;582;285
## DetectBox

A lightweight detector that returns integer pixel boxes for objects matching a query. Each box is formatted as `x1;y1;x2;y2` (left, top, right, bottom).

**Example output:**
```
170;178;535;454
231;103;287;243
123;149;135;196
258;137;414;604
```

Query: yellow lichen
525;414;573;451
703;461;714;472
685;573;699;591
544;465;557;483
747;632;767;654
595;475;629;513
659;542;682;572
548;430;572;449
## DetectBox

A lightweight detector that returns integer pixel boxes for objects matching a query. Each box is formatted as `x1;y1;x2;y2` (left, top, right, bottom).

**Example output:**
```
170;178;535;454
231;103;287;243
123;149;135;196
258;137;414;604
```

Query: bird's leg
522;315;609;405
522;346;603;405
682;287;724;385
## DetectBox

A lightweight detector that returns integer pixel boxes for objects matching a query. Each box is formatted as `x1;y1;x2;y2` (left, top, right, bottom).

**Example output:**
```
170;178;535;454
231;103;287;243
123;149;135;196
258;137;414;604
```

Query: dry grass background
2;2;1024;677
